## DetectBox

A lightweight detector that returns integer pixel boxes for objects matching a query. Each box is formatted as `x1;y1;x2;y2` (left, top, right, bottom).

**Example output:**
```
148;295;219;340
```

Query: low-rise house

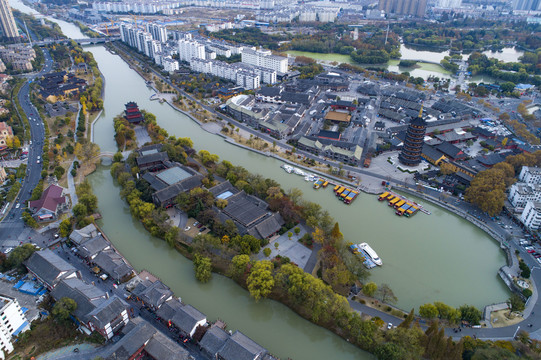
0;122;13;151
324;111;351;124
211;186;284;239
93;250;134;282
104;316;193;360
69;223;99;245
422;145;447;166
27;184;68;221
132;280;174;311
25;249;79;290
200;325;229;359
296;136;363;165
217;330;267;360
77;235;111;260
50;278;130;340
435;142;466;161
171;303;207;338
145;165;204;208
136;152;169;172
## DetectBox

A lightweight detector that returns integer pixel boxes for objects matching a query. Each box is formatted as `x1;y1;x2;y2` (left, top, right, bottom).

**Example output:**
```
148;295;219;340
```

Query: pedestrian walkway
67;158;78;208
36;343;97;360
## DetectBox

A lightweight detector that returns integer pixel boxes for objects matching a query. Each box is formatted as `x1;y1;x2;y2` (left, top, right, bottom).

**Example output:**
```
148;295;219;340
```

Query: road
0;48;54;244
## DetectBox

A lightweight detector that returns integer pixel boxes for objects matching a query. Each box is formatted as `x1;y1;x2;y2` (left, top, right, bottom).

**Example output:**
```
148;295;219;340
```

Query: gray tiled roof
171;304;206;336
78;236;110;258
155;298;183;320
50;278;106;322
87;296;128;329
217;330;267;360
25;249;78;288
145;331;193;360
133;281;174;310
200;325;229;357
136;151;169;167
153;175;204;204
93;250;133;281
104;318;156;360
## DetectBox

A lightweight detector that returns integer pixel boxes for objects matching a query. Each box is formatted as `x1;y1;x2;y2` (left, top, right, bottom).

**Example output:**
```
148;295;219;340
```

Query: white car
15;203;20;209
387;323;392;330
184;226;191;231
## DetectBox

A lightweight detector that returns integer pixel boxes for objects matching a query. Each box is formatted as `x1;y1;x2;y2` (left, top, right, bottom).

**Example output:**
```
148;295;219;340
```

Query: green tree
507;293;525;313
229;254;250;279
193;253;212;283
58;219;72;238
247;260;275;301
377;283;397;304
6;244;37;270
459;304;482;325
52;297;77;321
419;303;439;319
263;248;272;257
362;282;378;297
165;227;179;248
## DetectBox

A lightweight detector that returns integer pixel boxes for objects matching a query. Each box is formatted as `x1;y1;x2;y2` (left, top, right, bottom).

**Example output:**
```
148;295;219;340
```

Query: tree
193;253;212;283
507;293;525;313
247;260;275;301
263;248;272;257
52;297;77;321
229;254;250;279
377;283;397;304
58;219;72;238
419;303;439;319
6;244;37;270
459;304;482;325
287;232;293;240
165;227;179;248
294;227;301;236
362;282;378;297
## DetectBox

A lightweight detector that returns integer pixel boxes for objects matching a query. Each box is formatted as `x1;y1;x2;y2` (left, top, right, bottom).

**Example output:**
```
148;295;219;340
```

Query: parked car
184;226;191;231
387;323;392;330
527;249;536;253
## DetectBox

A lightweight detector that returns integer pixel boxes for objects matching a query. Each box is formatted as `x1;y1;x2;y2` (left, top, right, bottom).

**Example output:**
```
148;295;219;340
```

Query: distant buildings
92;1;183;13
0;0;18;39
37;71;87;102
0;122;13;150
0;45;36;71
241;48;288;74
378;0;427;17
512;0;541;11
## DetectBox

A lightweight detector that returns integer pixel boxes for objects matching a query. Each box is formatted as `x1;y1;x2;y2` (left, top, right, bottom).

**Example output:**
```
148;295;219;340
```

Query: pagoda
398;106;426;166
124;102;144;124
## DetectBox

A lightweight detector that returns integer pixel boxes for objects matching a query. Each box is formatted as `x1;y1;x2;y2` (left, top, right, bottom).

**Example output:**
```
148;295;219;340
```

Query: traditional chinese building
399;107;426;166
124;102;144;124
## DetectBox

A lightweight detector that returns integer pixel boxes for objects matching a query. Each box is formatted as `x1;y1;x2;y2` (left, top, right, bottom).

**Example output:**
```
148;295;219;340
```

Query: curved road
0;48;54;241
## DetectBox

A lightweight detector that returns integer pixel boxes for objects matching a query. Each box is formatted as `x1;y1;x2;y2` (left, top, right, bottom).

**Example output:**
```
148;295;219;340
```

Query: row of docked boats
378;192;419;217
349;242;382;269
334;185;359;204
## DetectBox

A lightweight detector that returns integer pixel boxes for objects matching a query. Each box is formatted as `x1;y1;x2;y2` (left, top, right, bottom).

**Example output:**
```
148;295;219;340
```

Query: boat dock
349;244;377;269
377;191;430;216
281;164;359;205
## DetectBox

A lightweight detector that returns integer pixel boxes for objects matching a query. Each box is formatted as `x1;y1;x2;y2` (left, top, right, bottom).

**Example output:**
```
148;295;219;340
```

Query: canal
13;1;511;357
84;44;510;311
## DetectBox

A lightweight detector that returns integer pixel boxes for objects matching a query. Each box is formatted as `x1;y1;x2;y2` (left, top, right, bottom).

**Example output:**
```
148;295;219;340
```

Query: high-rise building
378;0;427;17
241;48;288;73
0;0;18;39
513;0;541;11
399;107;426;166
0;295;29;357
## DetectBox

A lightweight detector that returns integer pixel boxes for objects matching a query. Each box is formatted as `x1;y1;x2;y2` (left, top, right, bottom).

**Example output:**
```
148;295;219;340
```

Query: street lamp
513;325;521;339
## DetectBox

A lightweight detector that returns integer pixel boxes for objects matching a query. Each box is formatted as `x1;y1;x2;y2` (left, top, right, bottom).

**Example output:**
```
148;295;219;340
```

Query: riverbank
102;40;513;314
